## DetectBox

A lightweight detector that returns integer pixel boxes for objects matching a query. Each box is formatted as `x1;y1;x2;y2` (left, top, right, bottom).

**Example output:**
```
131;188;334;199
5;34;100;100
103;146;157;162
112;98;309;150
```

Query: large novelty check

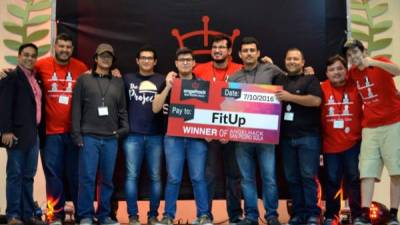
167;79;282;144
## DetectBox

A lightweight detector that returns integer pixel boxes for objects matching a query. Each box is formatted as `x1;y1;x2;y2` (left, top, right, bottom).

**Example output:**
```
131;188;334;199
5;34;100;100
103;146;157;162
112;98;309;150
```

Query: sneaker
26;217;47;225
306;216;321;225
100;217;120;225
323;217;340;225
48;218;63;225
148;217;158;225
229;218;243;225
287;216;303;225
158;216;173;225
237;218;258;225
267;216;281;225
129;216;141;225
353;216;371;225
80;218;93;225
7;217;24;225
387;217;400;225
195;215;213;225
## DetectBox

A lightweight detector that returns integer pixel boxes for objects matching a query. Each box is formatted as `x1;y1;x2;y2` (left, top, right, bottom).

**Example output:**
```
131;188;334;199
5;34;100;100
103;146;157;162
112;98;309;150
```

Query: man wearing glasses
122;45;165;225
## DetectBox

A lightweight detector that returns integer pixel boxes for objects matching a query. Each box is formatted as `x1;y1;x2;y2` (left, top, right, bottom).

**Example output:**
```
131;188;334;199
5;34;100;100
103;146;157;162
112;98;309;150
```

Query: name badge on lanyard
98;106;109;116
58;95;69;105
284;104;294;121
333;119;344;129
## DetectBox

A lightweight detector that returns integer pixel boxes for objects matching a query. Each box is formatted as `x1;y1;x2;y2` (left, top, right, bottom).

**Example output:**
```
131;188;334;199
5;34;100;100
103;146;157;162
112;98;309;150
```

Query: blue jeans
41;134;79;219
280;135;322;219
123;134;162;218
323;143;361;219
6;137;39;220
163;136;210;218
77;135;118;222
235;142;278;221
206;141;242;221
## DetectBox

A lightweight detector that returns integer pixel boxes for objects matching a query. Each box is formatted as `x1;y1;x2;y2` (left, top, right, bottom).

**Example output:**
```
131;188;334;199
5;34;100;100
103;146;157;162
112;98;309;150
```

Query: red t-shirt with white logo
193;60;242;82
35;57;88;134
348;57;400;128
321;80;362;153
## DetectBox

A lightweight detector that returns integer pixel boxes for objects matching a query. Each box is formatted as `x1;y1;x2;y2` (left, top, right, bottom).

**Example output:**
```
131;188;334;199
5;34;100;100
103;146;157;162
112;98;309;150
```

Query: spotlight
370;201;390;225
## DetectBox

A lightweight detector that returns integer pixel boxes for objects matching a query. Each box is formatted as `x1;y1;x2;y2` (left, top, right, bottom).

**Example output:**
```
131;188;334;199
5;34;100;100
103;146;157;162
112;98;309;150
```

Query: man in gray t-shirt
228;37;282;225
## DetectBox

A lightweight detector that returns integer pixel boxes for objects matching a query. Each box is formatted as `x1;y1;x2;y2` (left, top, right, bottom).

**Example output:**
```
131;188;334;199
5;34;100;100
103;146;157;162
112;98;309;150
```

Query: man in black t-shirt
122;45;165;225
274;48;322;225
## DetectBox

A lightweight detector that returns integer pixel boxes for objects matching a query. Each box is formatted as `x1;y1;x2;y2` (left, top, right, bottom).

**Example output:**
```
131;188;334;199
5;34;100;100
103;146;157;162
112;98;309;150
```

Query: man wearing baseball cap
72;43;129;225
343;39;400;225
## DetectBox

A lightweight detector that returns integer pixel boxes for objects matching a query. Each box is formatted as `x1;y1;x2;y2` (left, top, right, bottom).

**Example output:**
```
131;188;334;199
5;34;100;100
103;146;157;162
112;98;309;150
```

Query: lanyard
212;65;229;82
328;83;348;117
52;58;71;89
95;75;111;106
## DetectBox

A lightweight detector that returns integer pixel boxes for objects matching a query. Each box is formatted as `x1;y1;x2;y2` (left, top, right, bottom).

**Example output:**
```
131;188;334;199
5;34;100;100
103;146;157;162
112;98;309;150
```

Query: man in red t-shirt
343;39;400;225
36;33;87;224
320;55;362;225
192;35;243;224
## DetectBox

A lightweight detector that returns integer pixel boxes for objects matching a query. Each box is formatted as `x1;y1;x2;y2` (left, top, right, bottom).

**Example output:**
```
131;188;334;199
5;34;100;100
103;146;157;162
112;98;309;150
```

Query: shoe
100;217;120;225
157;216;173;225
148;217;158;225
129;216;140;225
194;215;213;225
323;217;340;225
307;216;321;225
229;217;243;225
48;218;63;225
353;216;371;225
80;218;93;225
287;216;303;225
26;217;47;225
267;216;281;225
387;216;400;225
7;217;23;225
237;218;258;225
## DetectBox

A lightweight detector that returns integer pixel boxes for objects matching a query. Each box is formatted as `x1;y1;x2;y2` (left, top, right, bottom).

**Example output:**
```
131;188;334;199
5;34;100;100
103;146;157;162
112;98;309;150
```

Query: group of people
0;32;399;225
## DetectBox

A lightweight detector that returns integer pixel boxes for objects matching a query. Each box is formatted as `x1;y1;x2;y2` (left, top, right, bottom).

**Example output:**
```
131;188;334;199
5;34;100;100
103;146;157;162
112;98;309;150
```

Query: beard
212;58;226;64
55;52;71;64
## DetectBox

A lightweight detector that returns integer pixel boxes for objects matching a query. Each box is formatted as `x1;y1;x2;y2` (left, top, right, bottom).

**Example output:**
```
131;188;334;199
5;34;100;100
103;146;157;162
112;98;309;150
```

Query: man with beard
0;33;88;224
228;37;285;225
193;35;243;224
275;48;322;225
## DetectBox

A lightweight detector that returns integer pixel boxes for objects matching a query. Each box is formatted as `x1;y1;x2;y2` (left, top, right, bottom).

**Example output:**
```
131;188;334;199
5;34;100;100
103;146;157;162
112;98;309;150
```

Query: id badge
98;106;109;116
58;95;69;105
333;119;344;129
284;112;294;121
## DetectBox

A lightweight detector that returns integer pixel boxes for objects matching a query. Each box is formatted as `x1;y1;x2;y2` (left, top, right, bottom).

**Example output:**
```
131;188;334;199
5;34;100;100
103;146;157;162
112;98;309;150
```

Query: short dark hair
175;47;193;60
211;34;232;49
239;36;260;50
326;54;347;69
285;47;305;60
18;43;38;55
342;39;365;55
55;33;73;44
136;44;158;60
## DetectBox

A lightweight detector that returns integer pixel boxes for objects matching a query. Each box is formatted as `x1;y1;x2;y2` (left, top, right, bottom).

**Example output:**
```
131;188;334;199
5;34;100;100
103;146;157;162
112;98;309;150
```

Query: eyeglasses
139;56;155;61
177;58;193;63
211;46;228;50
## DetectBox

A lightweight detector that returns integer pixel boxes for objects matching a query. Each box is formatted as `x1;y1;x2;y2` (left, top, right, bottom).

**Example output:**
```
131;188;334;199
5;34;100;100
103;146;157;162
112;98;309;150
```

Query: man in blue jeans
228;37;286;225
0;43;46;225
71;43;129;225
122;45;165;225
275;48;322;225
153;47;213;225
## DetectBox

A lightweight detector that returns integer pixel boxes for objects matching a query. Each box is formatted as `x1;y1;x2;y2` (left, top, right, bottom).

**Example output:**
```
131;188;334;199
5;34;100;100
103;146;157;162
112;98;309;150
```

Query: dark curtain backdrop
56;0;347;200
